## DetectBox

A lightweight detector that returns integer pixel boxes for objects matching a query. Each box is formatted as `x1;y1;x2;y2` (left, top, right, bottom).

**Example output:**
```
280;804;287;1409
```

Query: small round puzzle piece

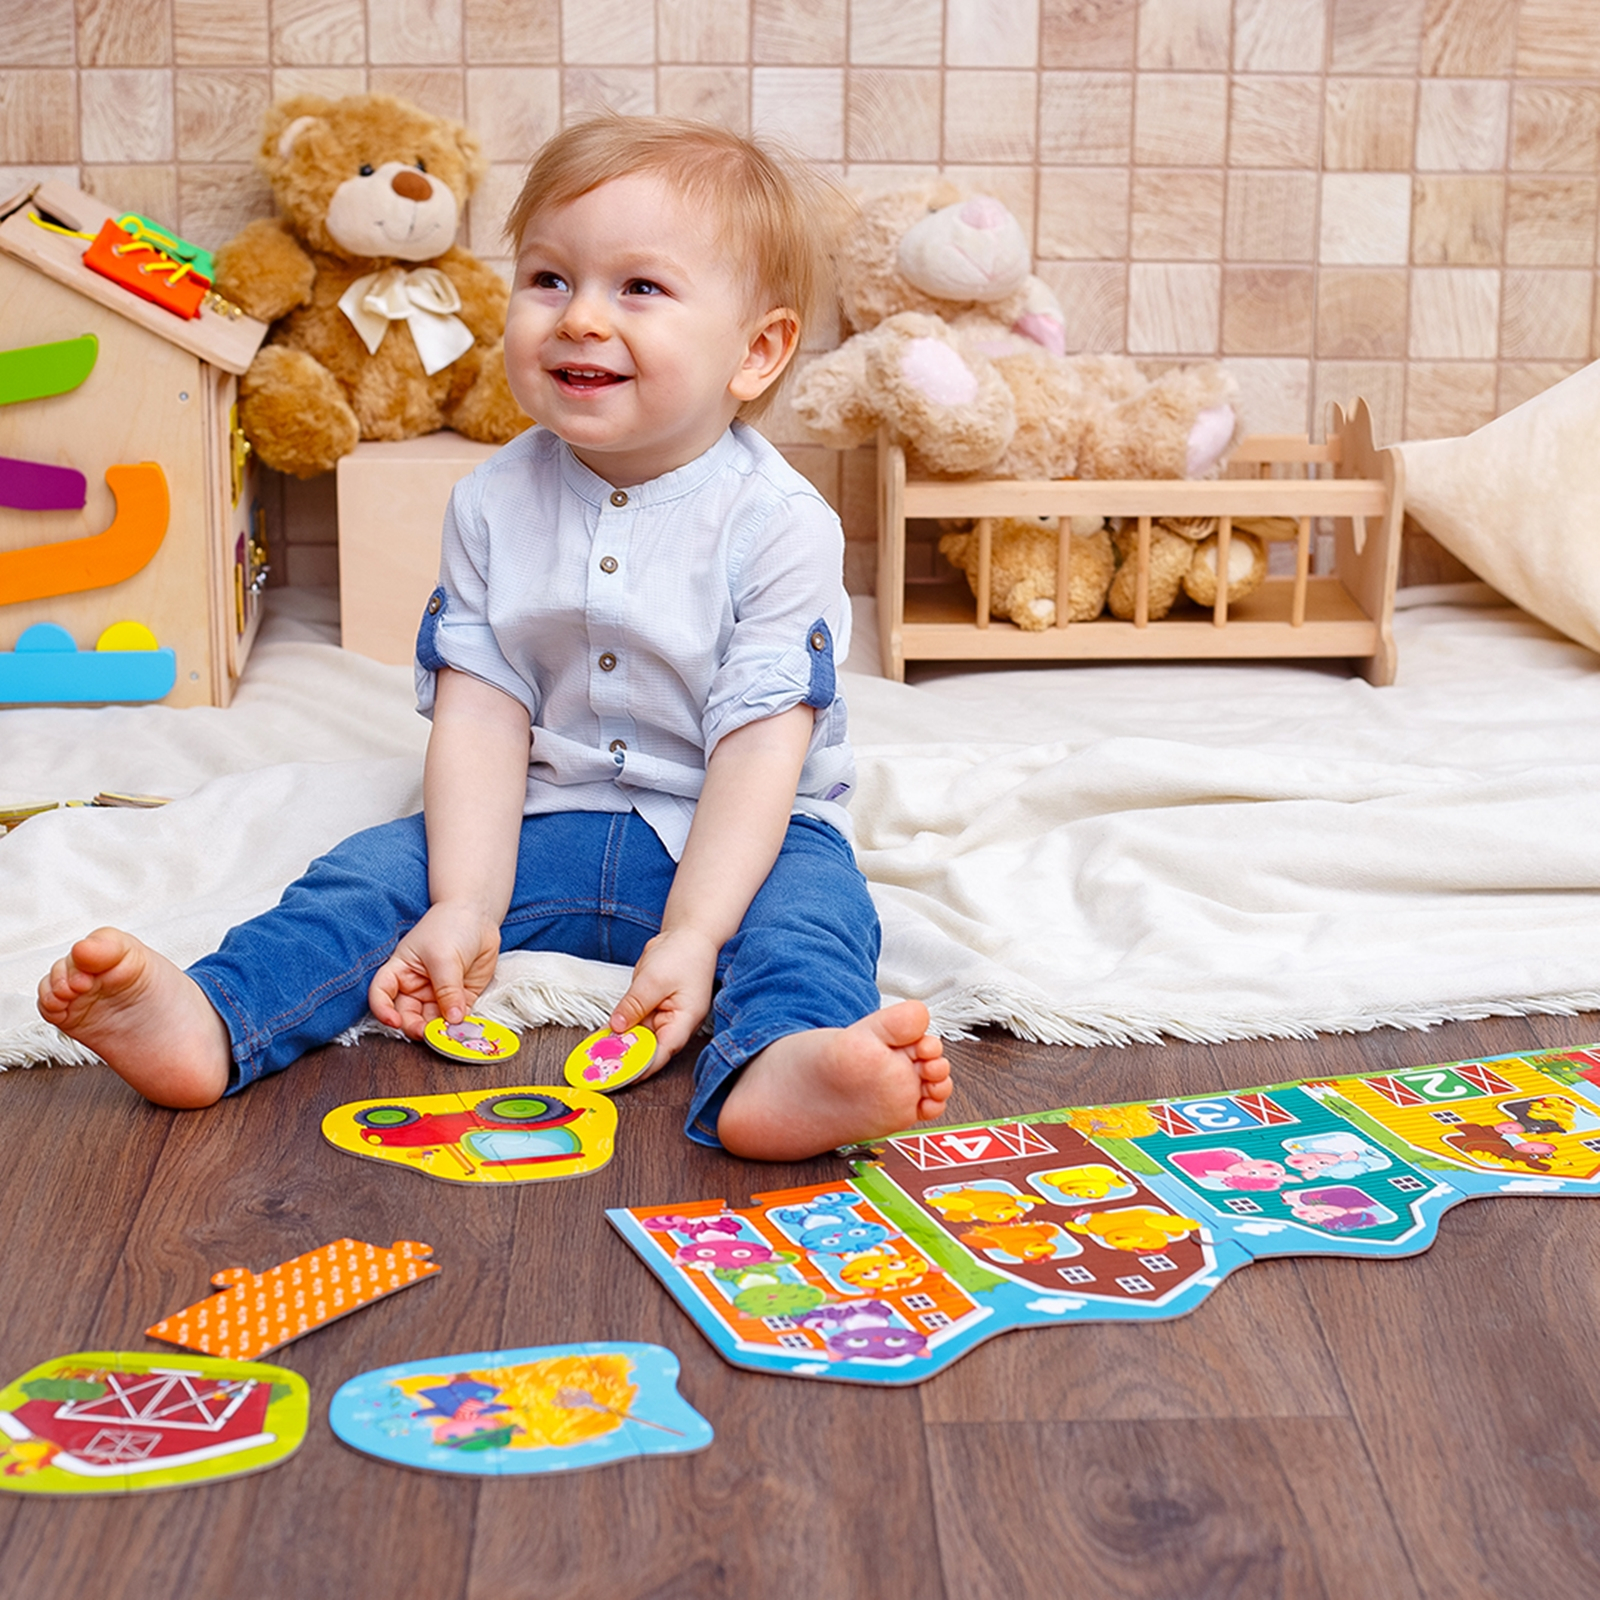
565;1025;657;1092
423;1014;521;1063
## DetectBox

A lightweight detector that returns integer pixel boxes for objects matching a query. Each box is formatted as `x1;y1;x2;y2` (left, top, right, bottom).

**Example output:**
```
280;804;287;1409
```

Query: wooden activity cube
0;180;270;707
877;399;1404;685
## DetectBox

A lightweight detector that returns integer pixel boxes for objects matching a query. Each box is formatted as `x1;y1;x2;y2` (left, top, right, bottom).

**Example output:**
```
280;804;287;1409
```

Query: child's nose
557;286;609;339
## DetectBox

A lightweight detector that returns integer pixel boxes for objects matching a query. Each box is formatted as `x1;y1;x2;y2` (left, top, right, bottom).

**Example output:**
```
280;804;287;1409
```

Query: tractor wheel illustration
473;1093;570;1127
355;1105;422;1130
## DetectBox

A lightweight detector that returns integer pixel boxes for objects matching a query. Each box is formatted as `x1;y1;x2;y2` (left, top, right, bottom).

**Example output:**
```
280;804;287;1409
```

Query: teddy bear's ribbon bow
337;265;476;376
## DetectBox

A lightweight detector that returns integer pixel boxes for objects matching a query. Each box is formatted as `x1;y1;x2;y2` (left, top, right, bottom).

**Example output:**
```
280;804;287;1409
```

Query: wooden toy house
0;179;271;707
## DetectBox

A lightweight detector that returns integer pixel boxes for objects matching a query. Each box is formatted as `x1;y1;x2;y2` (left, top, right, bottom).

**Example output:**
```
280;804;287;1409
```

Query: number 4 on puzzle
146;1239;440;1361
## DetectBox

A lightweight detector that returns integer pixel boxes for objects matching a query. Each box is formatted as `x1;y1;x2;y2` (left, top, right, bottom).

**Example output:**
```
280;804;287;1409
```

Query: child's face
505;173;797;486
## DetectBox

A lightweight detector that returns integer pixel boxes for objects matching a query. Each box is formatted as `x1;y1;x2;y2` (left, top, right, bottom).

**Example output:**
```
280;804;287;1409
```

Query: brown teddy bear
212;93;529;479
1105;518;1267;621
937;515;1117;630
791;182;1239;484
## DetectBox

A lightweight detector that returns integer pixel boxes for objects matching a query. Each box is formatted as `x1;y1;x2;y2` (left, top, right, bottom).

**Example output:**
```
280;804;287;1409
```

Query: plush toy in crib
790;181;1239;484
212;93;529;478
790;182;1243;628
937;516;1117;630
1105;518;1268;622
935;514;1267;630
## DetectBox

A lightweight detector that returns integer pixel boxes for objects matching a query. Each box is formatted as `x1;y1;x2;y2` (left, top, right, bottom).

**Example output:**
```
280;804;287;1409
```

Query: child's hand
369;901;502;1037
610;927;719;1060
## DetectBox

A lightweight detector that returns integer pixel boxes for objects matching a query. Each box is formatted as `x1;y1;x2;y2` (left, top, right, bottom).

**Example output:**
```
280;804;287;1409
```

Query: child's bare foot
37;928;231;1108
717;999;952;1161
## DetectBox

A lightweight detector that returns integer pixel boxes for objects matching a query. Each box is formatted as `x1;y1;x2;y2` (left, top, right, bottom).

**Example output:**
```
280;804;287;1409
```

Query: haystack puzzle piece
145;1239;439;1360
423;1012;520;1062
322;1085;616;1185
0;1351;308;1495
564;1024;657;1092
329;1342;711;1477
610;1042;1600;1386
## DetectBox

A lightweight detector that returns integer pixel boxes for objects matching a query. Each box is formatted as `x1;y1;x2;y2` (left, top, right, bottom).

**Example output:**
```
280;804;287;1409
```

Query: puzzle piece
0;1351;308;1495
145;1239;440;1360
422;1013;520;1062
564;1024;657;1092
322;1086;616;1186
328;1342;711;1476
610;1042;1600;1386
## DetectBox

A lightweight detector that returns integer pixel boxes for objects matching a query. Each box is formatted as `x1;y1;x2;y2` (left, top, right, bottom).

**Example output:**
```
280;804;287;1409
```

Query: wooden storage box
335;430;498;666
877;399;1404;685
0;180;271;707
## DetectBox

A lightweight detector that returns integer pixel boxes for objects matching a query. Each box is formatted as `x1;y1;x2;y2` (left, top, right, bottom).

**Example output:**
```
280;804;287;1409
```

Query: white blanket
4;584;1598;1072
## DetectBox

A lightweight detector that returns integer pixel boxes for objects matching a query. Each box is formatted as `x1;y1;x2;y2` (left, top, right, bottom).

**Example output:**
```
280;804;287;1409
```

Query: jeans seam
499;898;663;938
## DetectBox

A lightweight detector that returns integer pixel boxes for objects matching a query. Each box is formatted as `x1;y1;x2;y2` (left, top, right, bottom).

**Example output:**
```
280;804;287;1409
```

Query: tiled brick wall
3;0;1597;590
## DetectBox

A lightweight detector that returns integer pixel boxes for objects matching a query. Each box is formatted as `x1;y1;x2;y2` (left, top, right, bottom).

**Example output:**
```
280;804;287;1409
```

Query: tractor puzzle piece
322;1085;617;1186
0;1350;308;1495
145;1239;440;1362
610;1041;1600;1386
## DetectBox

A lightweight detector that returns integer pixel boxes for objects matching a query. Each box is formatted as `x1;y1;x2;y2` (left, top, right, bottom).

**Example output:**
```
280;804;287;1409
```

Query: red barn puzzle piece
146;1239;439;1360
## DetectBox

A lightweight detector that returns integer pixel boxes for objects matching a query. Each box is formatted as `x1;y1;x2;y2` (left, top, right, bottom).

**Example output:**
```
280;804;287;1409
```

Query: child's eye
623;279;665;296
529;270;568;292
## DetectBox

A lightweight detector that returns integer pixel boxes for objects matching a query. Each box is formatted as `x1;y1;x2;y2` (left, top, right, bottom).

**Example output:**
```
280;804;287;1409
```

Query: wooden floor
4;1011;1600;1599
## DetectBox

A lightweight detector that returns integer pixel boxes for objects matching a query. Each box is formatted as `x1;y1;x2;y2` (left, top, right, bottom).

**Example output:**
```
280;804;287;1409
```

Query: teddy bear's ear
259;96;331;176
451;121;489;193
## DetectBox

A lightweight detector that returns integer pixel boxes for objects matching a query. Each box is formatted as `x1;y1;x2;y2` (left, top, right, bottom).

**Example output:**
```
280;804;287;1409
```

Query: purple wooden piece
0;455;87;511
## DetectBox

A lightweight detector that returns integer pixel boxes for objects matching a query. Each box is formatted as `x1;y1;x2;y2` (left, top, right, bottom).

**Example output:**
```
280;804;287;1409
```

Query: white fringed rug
4;583;1598;1072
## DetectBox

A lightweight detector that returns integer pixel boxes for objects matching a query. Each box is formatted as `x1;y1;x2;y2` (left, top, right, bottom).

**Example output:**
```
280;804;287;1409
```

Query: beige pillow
1399;360;1600;654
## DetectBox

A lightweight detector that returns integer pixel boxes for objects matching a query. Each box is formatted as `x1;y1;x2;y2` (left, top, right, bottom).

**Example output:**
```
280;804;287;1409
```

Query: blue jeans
187;810;882;1147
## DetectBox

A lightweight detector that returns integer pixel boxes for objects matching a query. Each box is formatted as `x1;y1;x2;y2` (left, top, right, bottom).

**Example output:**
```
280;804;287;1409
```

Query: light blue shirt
416;422;855;861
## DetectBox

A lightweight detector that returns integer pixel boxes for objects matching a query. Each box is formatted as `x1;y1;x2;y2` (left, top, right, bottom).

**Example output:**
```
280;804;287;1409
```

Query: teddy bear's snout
391;168;432;203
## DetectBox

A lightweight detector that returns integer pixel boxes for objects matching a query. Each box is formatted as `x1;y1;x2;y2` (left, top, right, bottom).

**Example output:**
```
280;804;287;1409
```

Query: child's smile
504;173;796;487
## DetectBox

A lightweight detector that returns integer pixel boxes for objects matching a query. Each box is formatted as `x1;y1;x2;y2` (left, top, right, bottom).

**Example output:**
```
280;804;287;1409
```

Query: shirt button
598;652;617;672
609;489;628;508
599;555;618;574
427;594;442;614
810;630;827;651
609;738;627;753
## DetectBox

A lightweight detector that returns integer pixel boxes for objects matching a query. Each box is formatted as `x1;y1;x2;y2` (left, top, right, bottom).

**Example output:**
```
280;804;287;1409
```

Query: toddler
38;115;952;1160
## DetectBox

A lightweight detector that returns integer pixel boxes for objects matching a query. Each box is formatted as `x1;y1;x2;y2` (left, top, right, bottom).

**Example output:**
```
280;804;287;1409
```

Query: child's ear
731;308;801;403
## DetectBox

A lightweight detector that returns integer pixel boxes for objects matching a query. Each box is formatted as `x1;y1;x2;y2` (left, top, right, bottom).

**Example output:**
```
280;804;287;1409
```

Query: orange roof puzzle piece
145;1239;439;1361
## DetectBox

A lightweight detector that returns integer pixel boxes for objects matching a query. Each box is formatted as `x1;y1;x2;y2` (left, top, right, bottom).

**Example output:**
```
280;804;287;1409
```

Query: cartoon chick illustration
1063;1207;1199;1252
924;1186;1039;1224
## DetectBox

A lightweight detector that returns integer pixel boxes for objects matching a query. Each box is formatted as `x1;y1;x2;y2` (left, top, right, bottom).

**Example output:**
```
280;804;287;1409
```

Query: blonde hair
504;114;848;420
